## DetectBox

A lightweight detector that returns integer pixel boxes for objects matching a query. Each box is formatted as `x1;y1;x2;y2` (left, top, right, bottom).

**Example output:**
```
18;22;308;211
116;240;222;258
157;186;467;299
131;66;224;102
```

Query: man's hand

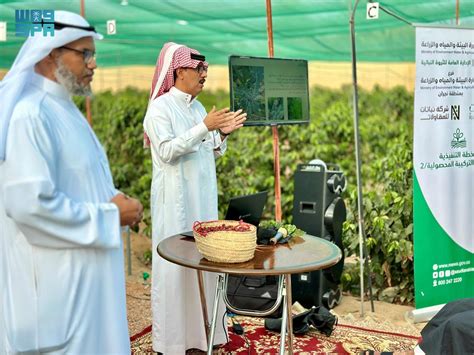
219;109;247;136
204;106;243;131
110;193;143;227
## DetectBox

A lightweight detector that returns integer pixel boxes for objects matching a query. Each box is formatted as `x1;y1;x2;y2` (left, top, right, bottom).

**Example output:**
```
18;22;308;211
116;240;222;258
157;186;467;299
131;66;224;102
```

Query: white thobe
0;73;130;354
144;87;228;354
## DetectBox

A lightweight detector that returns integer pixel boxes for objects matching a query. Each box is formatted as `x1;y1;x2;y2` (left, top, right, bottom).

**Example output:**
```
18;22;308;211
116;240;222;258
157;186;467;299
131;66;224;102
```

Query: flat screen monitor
225;191;268;227
180;191;268;238
229;55;310;126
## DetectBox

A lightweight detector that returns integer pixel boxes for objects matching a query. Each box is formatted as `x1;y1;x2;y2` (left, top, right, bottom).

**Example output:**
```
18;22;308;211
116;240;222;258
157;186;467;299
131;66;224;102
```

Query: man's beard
54;59;92;96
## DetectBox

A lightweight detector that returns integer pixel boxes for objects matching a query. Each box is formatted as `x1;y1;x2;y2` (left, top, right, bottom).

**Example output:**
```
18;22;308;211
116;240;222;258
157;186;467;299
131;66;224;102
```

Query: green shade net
0;0;473;68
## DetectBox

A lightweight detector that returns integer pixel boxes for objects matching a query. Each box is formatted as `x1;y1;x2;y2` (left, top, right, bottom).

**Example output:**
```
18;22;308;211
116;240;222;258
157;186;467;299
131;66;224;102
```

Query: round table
157;234;342;355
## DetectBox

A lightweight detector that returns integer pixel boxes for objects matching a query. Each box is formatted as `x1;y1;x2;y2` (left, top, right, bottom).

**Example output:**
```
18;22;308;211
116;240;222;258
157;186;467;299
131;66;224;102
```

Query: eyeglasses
60;46;96;64
184;63;208;74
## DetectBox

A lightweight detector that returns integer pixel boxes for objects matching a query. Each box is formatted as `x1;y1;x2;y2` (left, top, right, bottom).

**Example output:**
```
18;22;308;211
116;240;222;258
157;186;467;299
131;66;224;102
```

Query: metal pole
265;6;288;352
126;228;132;276
285;274;294;354
85;96;92;125
266;0;274;57
197;271;210;339
272;126;282;222
279;285;288;355
80;0;85;16
265;0;282;222
207;275;224;355
456;0;460;25
350;0;374;316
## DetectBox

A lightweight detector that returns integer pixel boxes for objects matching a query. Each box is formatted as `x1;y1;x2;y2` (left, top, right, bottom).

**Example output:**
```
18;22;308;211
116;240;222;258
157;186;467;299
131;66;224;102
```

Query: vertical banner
414;26;474;309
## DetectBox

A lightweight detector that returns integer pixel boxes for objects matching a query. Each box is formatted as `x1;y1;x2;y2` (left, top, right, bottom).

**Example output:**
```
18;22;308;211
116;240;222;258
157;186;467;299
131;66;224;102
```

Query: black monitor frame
225;191;268;227
229;55;310;126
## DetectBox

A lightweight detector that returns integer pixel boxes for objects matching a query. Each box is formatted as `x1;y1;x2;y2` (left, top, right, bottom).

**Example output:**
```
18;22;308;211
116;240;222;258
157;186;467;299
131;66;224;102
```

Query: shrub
75;84;414;303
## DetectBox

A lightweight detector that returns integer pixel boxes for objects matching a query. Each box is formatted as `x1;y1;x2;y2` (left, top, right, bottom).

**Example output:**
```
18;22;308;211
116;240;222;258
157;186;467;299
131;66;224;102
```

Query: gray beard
54;59;92;97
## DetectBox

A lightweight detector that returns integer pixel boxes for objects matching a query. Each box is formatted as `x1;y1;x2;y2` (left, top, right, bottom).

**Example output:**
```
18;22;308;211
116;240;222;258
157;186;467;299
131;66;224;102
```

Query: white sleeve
2;115;121;249
211;130;227;158
194;102;227;158
144;103;209;163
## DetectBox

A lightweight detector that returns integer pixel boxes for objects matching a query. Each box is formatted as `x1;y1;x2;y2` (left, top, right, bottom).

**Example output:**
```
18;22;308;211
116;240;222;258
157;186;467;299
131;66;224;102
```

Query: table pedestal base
203;274;294;355
157;234;341;355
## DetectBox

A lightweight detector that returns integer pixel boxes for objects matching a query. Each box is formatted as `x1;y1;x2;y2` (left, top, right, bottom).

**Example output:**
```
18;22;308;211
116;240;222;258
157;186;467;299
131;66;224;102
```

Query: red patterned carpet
130;316;420;354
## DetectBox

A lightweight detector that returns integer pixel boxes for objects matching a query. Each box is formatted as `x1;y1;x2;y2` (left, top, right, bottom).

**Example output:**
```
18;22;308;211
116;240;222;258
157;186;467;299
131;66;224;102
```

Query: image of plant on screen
232;65;266;120
268;97;284;120
287;97;303;120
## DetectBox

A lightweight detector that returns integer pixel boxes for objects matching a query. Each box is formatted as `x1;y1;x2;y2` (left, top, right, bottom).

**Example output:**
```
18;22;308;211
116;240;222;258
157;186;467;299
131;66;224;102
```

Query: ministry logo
451;128;467;149
15;9;55;37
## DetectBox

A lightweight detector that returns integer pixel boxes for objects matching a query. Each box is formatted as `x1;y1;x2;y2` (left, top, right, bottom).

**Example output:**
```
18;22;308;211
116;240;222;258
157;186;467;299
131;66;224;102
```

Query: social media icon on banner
433;271;438;278
439;271;445;277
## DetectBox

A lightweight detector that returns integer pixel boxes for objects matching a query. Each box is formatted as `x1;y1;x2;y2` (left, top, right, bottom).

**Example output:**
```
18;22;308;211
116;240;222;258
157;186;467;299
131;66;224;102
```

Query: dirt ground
123;232;426;338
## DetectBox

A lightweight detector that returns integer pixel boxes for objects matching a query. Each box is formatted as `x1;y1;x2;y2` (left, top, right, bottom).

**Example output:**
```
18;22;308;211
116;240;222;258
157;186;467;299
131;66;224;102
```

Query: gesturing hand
204;106;238;131
111;193;144;227
219;109;247;136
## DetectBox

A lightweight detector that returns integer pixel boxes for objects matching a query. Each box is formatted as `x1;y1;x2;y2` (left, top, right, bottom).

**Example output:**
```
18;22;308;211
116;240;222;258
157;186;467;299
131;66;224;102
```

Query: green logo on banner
451;128;467;148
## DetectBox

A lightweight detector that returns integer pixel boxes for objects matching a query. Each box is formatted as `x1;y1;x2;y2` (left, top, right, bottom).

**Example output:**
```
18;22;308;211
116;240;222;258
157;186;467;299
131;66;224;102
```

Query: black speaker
291;161;346;309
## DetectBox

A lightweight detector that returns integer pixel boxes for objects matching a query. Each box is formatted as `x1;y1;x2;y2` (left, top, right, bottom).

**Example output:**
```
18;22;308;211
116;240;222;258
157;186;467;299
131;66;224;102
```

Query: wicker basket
193;220;257;263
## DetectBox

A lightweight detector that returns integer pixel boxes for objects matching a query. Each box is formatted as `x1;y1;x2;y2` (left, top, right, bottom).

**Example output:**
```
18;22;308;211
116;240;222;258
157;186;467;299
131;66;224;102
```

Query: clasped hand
111;193;144;227
203;106;247;134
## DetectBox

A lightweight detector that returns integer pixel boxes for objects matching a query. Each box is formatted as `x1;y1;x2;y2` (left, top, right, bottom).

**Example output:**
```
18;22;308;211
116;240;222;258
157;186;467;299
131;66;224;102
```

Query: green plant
76;84;415;304
142;250;152;266
259;220;305;239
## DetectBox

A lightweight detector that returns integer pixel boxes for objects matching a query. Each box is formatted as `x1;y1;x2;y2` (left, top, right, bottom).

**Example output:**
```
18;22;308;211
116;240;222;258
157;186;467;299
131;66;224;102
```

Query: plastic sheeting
0;0;473;68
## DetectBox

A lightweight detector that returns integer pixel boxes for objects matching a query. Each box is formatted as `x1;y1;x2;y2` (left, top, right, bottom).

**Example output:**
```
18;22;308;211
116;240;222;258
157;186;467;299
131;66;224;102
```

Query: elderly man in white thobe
143;43;246;354
0;11;143;354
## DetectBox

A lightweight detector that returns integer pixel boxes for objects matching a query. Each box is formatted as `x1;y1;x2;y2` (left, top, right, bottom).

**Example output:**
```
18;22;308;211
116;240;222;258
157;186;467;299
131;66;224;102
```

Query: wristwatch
218;128;230;136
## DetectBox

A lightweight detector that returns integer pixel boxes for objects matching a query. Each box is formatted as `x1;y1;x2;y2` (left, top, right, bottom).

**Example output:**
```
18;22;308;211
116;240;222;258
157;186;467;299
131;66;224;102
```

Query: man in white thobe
143;43;246;354
0;11;143;354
